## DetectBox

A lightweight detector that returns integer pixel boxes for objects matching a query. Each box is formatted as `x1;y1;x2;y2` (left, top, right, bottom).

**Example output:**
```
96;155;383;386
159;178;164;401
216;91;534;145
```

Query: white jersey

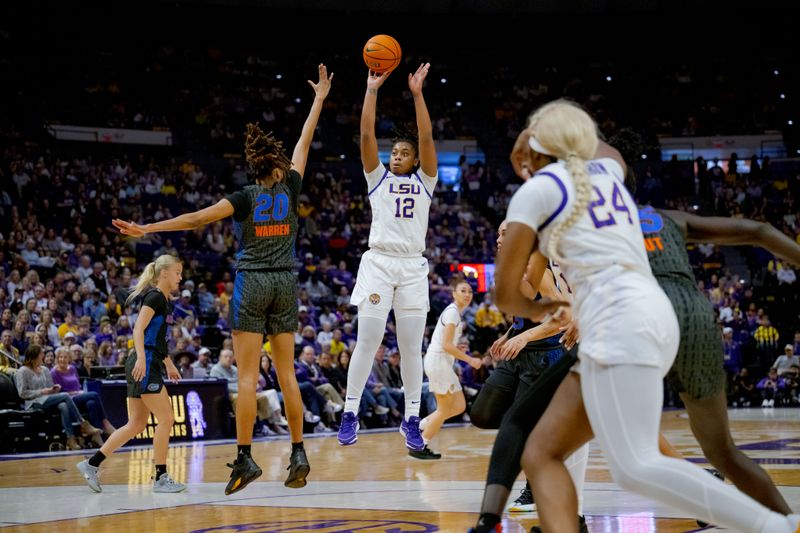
506;158;652;298
364;162;437;257
507;158;677;368
426;303;463;364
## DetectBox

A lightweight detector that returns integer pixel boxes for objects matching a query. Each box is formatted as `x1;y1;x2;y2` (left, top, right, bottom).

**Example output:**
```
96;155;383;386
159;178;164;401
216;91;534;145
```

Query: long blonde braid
527;100;599;263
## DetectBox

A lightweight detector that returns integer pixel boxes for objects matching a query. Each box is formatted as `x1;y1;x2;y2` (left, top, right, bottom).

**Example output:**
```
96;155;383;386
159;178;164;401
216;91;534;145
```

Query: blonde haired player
338;63;436;450
496;99;800;532
412;276;481;459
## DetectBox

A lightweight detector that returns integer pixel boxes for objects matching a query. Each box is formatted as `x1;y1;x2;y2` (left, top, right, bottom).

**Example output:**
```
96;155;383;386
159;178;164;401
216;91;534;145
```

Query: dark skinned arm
664;209;800;265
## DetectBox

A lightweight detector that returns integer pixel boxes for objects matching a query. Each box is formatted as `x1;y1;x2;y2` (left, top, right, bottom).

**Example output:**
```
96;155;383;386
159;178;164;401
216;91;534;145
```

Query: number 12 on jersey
395;197;414;219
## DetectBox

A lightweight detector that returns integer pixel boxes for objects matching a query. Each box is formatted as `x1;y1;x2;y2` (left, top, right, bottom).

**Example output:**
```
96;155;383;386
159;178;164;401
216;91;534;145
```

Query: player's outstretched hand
367;69;391;90
112;219;147;238
408;62;430;96
308;63;334;99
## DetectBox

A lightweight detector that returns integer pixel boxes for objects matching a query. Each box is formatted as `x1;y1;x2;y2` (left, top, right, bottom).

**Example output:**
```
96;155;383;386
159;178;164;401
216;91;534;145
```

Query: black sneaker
224;454;262;495
697;469;724;527
409;446;442;460
508;484;535;512
530;514;587;533
284;447;311;488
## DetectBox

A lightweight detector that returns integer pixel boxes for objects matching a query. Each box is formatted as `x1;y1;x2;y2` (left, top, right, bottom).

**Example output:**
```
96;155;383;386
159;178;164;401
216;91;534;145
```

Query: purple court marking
190;519;439;533
735;438;800;450
688;457;800;465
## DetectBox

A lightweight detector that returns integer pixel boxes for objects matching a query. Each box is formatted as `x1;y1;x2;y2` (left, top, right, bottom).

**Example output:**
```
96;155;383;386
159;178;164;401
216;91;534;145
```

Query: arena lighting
276;74;283;80
789;120;794;126
781;94;786;99
606;75;612;81
295;97;301;103
774;70;780;75
339;154;346;160
641;154;647;159
440;78;447;84
455;101;462;107
692;205;700;210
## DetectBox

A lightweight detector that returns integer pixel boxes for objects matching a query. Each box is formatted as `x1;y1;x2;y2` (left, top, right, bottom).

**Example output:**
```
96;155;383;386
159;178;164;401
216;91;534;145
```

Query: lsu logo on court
255;224;290;237
190;520;438;533
369;293;381;305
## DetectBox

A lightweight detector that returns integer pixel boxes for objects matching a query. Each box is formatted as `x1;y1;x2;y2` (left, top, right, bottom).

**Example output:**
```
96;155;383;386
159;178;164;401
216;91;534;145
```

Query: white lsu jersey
364;162;437;257
426;303;463;363
506;157;652;298
507;158;679;369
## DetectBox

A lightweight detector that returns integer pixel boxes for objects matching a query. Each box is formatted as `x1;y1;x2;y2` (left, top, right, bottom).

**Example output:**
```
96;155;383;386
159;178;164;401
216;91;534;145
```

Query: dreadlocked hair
527;99;599;264
391;126;419;156
244;122;292;182
608;128;644;195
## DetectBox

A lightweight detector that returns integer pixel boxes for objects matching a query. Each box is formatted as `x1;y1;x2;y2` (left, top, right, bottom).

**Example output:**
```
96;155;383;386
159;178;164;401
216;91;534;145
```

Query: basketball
363;34;401;73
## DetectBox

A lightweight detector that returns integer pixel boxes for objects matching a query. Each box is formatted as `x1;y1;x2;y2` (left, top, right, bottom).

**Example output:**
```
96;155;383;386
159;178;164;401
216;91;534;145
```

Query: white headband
528;135;555;157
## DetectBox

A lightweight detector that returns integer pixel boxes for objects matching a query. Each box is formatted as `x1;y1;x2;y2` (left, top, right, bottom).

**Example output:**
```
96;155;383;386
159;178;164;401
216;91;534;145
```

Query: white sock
565;443;589;516
344;314;387;414
396;314;426;419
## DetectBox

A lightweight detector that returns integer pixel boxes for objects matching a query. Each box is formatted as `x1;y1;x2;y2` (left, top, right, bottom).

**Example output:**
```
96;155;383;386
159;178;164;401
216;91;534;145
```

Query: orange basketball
363;34;402;74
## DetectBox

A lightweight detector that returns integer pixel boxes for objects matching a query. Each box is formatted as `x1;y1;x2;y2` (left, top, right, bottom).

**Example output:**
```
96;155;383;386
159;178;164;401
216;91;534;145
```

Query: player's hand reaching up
408;62;430;96
366;69;391;91
308;63;334;100
112;219;148;238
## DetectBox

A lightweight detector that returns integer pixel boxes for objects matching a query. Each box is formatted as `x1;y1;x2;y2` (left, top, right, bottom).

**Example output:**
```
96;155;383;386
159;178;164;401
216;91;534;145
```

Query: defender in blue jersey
113;64;333;494
77;254;185;494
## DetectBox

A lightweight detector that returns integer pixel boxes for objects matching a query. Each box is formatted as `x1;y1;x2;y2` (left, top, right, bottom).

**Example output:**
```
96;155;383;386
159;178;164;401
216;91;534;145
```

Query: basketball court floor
2;408;800;532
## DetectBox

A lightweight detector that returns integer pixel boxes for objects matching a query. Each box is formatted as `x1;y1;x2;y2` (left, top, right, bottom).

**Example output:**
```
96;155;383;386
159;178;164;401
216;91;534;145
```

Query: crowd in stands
1;35;799;450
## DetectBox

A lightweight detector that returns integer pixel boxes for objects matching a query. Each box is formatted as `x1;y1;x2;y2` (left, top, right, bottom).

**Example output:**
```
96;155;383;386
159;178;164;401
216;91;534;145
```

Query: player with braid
496;99;800;532
113;63;333;495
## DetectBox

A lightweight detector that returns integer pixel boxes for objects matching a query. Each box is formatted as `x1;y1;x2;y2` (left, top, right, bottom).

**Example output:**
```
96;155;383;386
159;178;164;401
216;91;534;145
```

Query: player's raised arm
112;199;234;238
665;210;800;265
360;69;391;173
291;63;333;178
408;63;437;176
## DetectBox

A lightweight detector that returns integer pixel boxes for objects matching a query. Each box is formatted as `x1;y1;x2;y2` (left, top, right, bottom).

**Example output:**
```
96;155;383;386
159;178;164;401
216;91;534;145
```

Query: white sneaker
153;473;187;493
762;399;770;407
276;416;289;427
76;460;102;493
769;399;775;407
304;411;321;424
374;404;389;415
314;421;333;433
325;400;343;414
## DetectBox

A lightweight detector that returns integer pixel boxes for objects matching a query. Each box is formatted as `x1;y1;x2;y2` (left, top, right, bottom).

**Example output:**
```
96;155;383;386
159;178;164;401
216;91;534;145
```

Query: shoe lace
519;486;532;501
406;418;422;440
160;474;181;487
